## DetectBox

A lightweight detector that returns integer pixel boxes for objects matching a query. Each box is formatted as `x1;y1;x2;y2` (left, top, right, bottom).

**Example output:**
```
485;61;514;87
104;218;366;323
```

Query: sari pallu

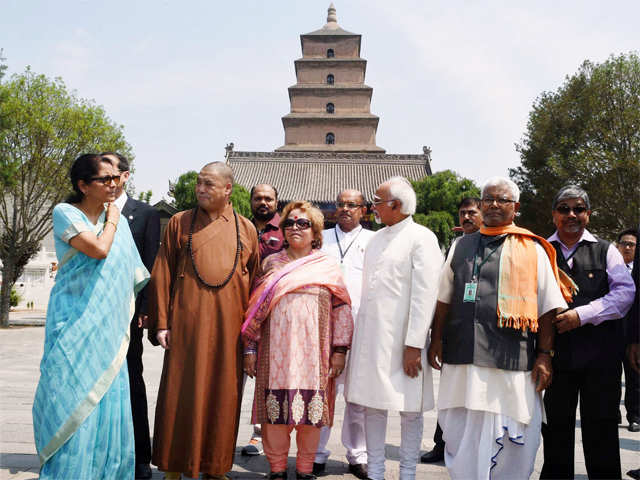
242;250;353;427
33;204;149;479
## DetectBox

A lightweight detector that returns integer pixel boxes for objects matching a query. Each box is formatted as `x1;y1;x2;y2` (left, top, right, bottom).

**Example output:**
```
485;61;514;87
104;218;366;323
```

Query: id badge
463;282;478;302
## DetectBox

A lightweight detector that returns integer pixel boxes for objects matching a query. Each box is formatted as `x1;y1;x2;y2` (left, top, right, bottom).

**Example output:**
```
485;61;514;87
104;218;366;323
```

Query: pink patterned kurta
250;250;353;427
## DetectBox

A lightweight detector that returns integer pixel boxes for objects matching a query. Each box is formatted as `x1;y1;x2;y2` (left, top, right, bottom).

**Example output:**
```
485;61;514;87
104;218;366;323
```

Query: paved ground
1;316;639;479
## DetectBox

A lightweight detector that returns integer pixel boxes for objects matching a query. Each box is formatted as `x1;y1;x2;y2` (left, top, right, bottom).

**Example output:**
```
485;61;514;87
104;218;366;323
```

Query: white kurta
321;224;375;318
345;216;443;412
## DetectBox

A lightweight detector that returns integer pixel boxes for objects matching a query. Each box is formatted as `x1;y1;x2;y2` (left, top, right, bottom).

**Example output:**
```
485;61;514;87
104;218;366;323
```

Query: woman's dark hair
65;153;112;203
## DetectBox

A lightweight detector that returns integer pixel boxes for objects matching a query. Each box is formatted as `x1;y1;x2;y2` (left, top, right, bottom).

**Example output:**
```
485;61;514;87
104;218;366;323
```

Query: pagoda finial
327;3;337;25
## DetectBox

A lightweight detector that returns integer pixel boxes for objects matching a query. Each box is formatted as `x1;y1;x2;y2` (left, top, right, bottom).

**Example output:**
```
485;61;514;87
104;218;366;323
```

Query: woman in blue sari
33;153;150;479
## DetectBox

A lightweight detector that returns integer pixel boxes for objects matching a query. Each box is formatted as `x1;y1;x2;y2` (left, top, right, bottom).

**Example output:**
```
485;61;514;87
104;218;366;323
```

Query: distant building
229;4;432;210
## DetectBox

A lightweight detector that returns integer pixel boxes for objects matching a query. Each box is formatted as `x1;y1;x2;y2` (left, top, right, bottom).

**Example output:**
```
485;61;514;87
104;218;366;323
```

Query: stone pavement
1;323;638;479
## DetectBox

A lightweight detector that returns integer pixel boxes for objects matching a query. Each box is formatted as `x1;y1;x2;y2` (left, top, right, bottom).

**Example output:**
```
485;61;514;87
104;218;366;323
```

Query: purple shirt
548;229;636;326
255;213;284;262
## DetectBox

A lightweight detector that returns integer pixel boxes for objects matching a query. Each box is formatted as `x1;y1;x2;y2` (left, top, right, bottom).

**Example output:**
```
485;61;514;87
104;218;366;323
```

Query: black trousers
540;361;622;480
623;354;640;423
433;422;444;448
127;321;152;465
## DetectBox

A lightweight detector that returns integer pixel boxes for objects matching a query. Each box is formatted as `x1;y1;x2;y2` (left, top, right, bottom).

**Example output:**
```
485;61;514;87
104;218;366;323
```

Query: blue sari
33;203;150;479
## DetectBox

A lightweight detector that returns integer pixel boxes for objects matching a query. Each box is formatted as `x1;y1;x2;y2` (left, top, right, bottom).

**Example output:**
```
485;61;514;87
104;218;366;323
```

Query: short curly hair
280;200;325;249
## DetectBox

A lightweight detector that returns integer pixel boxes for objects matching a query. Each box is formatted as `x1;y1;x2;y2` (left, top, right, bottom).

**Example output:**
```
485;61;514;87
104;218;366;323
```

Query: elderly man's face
481;185;519;227
195;169;231;213
372;184;396;226
618;234;637;264
552;197;590;237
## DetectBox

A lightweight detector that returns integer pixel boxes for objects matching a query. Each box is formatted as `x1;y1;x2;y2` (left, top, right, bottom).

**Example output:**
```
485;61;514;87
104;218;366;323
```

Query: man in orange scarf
428;176;570;480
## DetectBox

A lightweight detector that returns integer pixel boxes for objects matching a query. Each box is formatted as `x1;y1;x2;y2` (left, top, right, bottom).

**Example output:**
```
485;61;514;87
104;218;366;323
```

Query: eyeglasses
481;197;516;206
336;201;363;210
619;241;637;248
372;197;395;206
283;218;312;230
90;175;121;185
555;205;588;215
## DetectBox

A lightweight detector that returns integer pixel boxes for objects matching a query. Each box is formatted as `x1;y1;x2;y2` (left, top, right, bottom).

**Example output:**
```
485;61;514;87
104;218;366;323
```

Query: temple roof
228;151;431;206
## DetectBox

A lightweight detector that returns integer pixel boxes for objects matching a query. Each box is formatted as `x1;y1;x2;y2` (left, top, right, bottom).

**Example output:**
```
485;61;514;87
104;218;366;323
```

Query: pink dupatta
241;250;351;343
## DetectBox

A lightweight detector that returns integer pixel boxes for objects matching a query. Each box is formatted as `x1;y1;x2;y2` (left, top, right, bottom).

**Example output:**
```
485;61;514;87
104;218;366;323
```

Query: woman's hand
329;351;346;378
244;353;257;378
105;202;120;224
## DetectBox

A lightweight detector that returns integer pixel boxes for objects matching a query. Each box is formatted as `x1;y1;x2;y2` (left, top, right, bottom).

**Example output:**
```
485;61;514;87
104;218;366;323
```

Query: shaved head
201;162;233;184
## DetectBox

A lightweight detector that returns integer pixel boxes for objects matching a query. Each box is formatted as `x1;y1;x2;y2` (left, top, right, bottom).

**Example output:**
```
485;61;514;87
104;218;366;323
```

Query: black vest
551;237;622;370
443;232;537;371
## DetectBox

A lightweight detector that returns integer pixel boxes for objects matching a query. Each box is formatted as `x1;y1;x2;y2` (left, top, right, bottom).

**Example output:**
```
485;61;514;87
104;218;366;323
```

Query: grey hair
385;176;416;215
552;184;590;210
481;176;520;202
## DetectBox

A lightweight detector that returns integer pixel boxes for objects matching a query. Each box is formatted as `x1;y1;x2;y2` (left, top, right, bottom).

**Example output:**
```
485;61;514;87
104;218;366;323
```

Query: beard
374;213;382;224
253;209;276;222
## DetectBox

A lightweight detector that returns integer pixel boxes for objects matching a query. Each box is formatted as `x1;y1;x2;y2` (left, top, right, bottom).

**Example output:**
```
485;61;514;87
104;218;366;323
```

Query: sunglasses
283;218;312;230
555;205;587;215
90;175;121;185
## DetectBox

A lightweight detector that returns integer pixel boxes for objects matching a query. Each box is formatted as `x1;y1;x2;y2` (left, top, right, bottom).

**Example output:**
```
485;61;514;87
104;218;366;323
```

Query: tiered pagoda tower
276;4;384;153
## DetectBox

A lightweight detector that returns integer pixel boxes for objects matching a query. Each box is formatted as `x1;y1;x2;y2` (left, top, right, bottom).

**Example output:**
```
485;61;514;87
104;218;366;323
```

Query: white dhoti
439;396;542;480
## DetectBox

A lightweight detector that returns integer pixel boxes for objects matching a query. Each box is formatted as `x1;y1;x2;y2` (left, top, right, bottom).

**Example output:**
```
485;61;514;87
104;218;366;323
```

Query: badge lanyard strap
335;226;363;264
472;243;502;282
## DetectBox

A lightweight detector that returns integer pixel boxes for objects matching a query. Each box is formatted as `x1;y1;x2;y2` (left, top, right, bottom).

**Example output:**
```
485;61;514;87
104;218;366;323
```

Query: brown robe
148;203;259;477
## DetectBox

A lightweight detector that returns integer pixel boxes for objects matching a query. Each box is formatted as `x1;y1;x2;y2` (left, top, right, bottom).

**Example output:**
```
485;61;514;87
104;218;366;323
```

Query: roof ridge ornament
326;3;338;28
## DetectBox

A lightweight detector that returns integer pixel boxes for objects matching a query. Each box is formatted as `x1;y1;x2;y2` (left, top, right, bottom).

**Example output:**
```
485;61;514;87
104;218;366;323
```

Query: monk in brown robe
148;162;259;479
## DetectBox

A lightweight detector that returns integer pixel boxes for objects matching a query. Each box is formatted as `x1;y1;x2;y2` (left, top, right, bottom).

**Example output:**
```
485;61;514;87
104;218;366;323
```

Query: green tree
0;67;132;327
168;170;252;218
411;170;480;247
511;52;640;239
137;190;153;204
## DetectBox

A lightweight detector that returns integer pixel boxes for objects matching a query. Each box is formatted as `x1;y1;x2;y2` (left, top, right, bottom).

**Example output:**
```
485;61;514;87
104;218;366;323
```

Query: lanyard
471;242;502;281
334;226;362;264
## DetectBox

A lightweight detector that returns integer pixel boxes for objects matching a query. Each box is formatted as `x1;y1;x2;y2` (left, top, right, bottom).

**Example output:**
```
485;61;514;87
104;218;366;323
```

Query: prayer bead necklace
188;206;241;288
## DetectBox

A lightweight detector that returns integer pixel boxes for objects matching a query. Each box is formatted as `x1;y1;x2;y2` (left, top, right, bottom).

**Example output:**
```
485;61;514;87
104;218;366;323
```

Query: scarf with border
480;224;577;332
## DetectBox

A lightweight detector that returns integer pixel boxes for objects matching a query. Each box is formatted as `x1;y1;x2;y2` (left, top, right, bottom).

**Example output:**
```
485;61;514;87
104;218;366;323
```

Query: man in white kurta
427;177;568;480
345;177;443;480
314;189;375;479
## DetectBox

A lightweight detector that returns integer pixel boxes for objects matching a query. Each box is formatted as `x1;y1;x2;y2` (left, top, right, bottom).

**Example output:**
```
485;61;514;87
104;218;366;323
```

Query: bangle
537;349;555;357
105;220;117;230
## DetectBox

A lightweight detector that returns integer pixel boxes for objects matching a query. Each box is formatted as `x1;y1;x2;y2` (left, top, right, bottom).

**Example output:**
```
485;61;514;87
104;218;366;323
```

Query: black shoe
296;472;316;479
135;463;153;479
629;421;640;432
420;446;444;463
268;472;287;479
628;469;640;480
312;463;325;476
347;463;368;479
618;410;623;424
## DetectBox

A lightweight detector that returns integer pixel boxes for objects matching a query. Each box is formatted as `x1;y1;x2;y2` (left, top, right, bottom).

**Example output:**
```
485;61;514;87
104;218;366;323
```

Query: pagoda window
327;74;334;85
327;48;335;58
326;133;335;144
326;103;335;114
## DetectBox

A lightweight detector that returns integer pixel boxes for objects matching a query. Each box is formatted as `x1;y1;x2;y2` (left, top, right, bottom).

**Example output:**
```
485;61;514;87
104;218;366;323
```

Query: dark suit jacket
628;226;640;345
122;196;161;315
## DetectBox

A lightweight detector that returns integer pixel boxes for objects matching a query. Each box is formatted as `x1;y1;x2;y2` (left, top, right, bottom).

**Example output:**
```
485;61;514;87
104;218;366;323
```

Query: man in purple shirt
541;185;635;480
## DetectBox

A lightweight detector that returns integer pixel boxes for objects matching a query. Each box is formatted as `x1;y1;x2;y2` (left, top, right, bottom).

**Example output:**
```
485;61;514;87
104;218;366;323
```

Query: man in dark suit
103;152;161;479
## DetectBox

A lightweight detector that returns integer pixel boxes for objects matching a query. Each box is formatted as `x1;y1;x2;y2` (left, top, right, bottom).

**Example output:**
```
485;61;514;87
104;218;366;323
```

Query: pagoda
276;4;384;153
228;4;431;209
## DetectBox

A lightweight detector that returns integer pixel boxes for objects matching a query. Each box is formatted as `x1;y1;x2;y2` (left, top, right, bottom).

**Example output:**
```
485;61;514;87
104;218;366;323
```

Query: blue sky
3;0;638;202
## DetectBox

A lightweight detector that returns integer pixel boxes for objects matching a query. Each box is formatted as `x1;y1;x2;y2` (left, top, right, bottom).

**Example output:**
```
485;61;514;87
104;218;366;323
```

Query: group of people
32;153;638;480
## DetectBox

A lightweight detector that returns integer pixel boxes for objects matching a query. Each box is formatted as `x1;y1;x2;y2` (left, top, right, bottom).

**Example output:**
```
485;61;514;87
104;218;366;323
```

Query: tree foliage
411;170;480;247
0;66;132;326
168;170;252;219
511;52;640;239
137;190;153;204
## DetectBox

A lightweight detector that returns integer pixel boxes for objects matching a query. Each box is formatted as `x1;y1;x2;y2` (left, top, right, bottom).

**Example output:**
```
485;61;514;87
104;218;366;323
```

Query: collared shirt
627;261;634;272
255;213;284;261
548;229;636;326
321;224;375;317
114;190;127;212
